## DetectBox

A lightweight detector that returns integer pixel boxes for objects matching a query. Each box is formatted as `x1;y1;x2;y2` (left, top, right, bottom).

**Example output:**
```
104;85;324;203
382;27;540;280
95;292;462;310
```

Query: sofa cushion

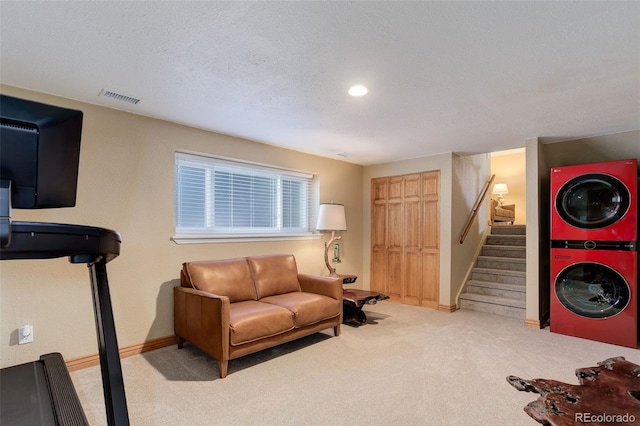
183;259;257;303
247;254;301;299
229;301;294;346
261;292;341;328
495;208;514;217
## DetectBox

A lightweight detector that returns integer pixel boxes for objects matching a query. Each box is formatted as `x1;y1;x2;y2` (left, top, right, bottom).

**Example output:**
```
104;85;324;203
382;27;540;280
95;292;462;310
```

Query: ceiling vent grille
99;89;141;105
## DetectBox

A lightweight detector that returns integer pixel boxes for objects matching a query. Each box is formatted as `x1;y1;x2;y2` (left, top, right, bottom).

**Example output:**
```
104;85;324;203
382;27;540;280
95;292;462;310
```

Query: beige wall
451;153;491;305
490;149;526;225
541;130;640;166
525;137;548;325
0;85;364;367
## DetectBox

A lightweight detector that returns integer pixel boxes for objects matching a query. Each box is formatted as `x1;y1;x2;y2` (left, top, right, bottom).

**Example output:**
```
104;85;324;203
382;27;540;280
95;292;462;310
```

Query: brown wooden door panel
387;250;403;300
404;200;420;249
422;199;439;250
388;201;403;250
422;172;439;199
421;252;439;308
371;248;387;293
372;202;387;248
372;179;388;202
403;251;421;305
388;176;403;201
404;174;420;200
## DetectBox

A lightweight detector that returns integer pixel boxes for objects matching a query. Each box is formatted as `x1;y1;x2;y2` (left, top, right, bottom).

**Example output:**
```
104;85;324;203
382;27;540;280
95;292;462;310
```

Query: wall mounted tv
0;94;83;209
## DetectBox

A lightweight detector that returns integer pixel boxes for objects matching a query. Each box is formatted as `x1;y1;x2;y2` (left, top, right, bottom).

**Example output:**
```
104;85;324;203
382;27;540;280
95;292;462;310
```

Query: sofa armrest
502;204;515;212
298;274;342;300
173;286;230;363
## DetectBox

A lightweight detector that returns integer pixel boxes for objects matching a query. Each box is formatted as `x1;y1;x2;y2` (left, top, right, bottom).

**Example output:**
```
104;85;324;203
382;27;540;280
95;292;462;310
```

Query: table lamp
492;183;509;207
316;203;346;277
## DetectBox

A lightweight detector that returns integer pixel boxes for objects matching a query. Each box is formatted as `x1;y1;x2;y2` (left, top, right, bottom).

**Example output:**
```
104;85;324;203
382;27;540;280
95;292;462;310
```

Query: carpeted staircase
459;225;526;319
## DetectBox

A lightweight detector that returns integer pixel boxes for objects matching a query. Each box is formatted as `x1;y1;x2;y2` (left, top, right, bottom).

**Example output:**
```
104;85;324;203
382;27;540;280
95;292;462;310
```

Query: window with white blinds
174;152;316;242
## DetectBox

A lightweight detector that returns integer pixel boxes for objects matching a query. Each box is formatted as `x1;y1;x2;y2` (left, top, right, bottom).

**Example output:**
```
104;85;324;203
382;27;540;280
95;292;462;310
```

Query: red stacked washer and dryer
550;158;638;348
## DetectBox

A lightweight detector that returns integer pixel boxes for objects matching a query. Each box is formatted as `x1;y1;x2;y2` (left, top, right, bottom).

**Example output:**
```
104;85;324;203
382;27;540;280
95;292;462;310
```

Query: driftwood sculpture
507;357;640;425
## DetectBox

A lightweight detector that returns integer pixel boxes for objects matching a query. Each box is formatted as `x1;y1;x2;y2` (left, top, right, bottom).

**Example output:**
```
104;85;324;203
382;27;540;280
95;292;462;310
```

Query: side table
339;275;389;325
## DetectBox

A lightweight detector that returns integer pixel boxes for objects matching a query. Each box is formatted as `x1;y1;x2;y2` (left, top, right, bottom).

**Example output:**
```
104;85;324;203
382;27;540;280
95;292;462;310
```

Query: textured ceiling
1;1;638;165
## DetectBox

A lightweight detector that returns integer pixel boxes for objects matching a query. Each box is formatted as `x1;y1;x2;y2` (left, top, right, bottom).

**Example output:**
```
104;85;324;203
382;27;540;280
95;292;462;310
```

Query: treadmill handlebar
0;221;121;263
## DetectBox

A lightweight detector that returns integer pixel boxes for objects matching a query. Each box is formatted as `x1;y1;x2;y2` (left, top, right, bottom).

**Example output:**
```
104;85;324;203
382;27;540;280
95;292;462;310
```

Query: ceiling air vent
99;89;141;105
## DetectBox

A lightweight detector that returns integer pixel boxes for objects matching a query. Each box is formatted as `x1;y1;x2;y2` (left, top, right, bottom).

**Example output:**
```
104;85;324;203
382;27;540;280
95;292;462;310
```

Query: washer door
556;173;630;229
555;262;630;319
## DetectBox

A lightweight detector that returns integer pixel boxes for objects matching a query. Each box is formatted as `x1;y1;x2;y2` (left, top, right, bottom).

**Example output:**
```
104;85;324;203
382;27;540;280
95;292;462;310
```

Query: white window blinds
175;152;315;239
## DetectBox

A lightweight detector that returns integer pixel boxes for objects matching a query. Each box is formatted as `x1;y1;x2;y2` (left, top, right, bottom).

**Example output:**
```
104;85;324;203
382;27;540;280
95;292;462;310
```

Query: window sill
171;233;322;244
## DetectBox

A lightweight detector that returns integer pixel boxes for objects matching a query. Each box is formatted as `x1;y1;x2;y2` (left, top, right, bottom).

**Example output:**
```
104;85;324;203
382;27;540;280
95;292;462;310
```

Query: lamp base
323;231;341;276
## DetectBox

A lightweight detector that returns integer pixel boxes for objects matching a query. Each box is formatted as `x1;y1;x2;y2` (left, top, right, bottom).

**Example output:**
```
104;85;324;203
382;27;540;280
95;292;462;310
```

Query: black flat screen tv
0;94;83;209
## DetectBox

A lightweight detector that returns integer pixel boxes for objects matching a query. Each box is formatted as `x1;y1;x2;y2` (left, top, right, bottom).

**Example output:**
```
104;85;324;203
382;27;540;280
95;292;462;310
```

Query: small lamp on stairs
492;183;509;208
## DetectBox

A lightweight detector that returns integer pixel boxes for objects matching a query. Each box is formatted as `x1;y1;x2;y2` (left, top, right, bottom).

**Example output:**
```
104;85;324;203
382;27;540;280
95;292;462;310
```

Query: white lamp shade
316;203;347;231
492;183;509;195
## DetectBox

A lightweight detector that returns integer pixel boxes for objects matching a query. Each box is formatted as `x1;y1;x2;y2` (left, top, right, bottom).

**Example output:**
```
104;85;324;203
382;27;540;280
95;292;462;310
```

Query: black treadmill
0;95;130;425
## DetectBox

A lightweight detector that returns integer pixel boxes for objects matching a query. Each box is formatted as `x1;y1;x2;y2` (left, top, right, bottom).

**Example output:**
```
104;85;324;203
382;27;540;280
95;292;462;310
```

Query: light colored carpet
71;302;640;425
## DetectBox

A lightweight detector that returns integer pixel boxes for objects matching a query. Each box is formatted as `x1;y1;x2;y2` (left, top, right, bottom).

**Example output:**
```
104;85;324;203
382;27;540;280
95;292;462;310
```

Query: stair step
471;268;526;285
465;280;526;300
459;292;526;308
481;245;526;259
459;224;527;321
486;235;526;247
458;293;526;319
490;225;526;236
476;256;526;272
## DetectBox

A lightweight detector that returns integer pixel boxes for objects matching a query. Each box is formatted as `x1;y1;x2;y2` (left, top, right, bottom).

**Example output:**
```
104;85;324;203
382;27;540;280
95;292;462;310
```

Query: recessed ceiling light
348;85;368;97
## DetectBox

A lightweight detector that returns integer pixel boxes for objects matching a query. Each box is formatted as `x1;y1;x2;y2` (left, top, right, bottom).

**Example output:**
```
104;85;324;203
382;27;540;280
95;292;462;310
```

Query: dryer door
555;262;630;319
555;173;631;229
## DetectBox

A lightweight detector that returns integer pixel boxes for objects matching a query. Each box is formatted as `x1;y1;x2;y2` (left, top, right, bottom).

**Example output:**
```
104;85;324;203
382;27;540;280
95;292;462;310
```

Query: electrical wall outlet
18;324;33;344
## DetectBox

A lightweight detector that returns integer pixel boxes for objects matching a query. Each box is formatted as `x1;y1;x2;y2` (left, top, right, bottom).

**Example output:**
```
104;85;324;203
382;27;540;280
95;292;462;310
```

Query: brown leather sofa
174;254;342;378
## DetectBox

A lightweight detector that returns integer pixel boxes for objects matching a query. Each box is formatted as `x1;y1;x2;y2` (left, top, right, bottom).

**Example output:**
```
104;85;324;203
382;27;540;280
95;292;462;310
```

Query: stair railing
459;174;495;244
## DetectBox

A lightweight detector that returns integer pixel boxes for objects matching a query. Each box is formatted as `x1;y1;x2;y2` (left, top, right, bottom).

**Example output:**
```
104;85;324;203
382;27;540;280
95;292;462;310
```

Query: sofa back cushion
247;254;301;299
182;258;257;303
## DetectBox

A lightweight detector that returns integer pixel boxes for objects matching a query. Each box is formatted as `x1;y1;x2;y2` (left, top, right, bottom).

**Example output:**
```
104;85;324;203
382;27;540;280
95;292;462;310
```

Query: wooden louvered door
370;179;388;297
402;174;422;305
386;177;404;301
420;172;440;309
370;171;440;308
